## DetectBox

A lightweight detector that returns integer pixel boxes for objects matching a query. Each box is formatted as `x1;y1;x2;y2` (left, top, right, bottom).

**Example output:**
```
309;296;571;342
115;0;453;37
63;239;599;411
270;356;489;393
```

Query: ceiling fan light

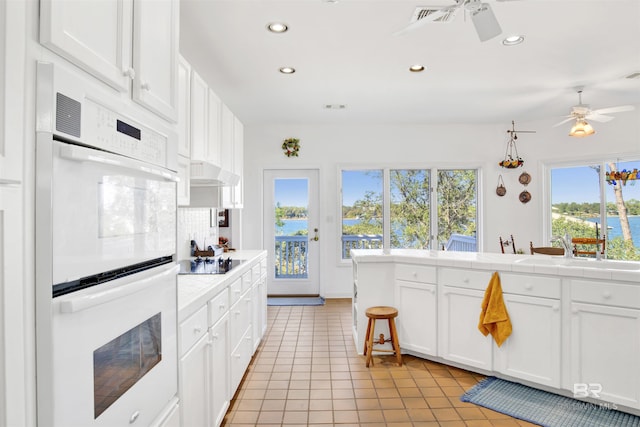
569;119;595;137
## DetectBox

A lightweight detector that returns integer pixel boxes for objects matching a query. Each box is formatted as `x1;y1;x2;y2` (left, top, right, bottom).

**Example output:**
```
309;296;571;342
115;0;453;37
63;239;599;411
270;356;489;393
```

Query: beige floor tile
222;302;526;427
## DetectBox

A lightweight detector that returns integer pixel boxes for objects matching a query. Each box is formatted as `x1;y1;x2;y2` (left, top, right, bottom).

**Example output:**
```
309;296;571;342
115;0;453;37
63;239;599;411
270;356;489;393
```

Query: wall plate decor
496;175;506;196
518;171;531;185
519;190;531;204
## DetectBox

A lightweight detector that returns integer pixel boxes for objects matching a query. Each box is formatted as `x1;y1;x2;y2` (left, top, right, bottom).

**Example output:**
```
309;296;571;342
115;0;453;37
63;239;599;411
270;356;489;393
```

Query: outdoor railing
275;233;475;278
274;236;309;278
341;234;383;259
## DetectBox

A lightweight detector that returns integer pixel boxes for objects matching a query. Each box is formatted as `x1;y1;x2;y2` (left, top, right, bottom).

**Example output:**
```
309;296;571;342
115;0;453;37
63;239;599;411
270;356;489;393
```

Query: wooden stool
363;306;402;367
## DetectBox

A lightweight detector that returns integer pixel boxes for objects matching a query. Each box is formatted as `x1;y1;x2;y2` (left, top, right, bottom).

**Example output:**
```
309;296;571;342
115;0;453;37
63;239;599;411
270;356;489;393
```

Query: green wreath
282;138;300;157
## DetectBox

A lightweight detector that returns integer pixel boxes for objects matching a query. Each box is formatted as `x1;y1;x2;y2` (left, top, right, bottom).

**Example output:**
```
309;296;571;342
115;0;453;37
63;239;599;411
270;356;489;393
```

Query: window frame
543;153;640;259
338;163;483;265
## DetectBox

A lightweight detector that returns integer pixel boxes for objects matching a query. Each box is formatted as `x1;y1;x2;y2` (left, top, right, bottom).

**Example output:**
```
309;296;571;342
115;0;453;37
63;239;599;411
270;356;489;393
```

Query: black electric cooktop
178;257;244;275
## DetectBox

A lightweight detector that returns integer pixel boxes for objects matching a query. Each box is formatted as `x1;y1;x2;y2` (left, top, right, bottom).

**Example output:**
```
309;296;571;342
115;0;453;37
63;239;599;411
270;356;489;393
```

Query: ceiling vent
411;6;457;23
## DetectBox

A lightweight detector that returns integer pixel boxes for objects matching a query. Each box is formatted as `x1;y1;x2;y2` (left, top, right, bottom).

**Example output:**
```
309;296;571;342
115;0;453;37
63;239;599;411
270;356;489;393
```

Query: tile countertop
177;250;266;322
350;249;640;283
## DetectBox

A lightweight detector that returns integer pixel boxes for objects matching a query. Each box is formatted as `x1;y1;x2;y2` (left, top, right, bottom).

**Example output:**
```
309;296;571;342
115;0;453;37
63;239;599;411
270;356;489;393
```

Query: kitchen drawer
500;273;560;299
571;279;640;309
229;295;252;348
242;270;252;293
179;304;207;355
260;258;267;273
208;288;229;327
229;277;243;305
439;267;493;291
395;263;436;284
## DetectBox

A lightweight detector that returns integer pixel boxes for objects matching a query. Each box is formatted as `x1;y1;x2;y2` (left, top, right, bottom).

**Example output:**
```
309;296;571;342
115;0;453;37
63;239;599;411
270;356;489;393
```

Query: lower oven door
42;263;178;427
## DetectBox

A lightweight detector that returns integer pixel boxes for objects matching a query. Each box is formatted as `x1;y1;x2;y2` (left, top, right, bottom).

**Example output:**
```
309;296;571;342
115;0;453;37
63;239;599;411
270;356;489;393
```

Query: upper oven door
51;139;177;286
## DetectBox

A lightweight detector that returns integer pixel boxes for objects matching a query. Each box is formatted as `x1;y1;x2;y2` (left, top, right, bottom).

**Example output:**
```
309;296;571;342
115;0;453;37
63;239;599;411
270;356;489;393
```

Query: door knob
313;228;319;241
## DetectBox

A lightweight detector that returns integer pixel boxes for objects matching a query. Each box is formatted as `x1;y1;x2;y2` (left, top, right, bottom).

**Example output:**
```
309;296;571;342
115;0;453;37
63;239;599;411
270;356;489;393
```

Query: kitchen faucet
550;233;573;258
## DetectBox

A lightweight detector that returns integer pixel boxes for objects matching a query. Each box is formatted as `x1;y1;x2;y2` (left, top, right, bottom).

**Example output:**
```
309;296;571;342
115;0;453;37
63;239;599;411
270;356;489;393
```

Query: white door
263;169;320;296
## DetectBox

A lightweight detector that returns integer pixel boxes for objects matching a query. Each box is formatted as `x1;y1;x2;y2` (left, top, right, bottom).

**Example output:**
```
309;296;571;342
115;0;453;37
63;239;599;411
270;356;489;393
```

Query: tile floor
222;299;538;426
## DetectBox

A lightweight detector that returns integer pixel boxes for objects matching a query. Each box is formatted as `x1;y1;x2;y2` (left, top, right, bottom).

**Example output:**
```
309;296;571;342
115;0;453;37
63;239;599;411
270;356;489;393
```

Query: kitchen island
177;250;267;427
351;249;640;415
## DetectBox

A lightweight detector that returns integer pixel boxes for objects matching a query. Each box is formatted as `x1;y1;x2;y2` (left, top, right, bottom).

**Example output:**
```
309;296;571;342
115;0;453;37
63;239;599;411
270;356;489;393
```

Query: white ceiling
180;0;640;127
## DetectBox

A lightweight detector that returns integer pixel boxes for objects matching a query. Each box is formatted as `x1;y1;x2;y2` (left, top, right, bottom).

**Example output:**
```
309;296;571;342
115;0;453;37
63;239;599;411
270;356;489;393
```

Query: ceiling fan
394;0;516;42
554;90;635;137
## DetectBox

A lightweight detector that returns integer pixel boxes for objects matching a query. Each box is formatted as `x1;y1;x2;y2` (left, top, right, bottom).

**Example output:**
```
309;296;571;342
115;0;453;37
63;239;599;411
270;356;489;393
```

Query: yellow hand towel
478;271;512;347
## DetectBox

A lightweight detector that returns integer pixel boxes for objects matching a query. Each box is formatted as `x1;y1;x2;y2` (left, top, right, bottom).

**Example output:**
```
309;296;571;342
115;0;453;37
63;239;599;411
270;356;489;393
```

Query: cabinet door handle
122;67;136;79
140;81;151;91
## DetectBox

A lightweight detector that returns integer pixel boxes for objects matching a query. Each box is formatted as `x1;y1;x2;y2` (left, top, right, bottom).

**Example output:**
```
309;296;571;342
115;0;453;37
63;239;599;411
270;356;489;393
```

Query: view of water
279;217;640;248
584;216;640;248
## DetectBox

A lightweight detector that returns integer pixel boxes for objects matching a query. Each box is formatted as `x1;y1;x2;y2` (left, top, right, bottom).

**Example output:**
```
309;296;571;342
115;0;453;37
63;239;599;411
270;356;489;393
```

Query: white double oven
35;61;179;426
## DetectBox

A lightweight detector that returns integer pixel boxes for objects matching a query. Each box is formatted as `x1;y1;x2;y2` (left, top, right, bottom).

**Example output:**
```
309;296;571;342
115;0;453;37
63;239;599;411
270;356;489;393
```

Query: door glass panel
341;170;383;259
437;169;477;251
390;169;430;249
274;178;308;278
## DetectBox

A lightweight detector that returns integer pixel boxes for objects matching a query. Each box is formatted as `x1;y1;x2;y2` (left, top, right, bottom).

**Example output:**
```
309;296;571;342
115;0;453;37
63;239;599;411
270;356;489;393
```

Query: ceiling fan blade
590;105;635;115
585;113;615;123
393;8;451;36
470;3;502;42
553;117;575;127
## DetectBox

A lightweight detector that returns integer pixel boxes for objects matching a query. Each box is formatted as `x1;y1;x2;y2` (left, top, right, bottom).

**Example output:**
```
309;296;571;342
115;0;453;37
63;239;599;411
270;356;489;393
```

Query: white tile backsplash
177;208;218;260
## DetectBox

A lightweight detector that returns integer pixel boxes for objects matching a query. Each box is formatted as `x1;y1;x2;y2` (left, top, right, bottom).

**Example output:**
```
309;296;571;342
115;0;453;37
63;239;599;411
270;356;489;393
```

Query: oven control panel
83;98;168;168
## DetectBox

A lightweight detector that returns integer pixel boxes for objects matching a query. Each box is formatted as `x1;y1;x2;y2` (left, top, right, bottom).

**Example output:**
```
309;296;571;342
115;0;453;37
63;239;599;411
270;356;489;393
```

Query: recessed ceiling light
267;22;288;33
502;35;524;46
279;67;296;74
409;65;425;72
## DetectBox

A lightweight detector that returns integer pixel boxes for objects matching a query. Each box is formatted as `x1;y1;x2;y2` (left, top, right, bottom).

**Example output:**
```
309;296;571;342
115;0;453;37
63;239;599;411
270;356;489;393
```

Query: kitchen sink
515;257;640;270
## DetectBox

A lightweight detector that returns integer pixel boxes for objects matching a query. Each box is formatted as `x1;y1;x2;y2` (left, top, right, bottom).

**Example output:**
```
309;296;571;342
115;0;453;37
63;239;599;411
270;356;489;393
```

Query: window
550;159;640;261
340;167;478;259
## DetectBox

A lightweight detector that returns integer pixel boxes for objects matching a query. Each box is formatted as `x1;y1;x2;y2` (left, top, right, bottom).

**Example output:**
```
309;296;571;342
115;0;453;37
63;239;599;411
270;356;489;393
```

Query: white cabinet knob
430;288;436;294
525;284;533;290
194;326;202;334
553;304;560;311
219;303;226;310
122;67;135;79
463;278;469;284
211;333;219;340
572;307;579;314
129;410;140;424
602;291;612;299
141;81;151;91
412;271;418;277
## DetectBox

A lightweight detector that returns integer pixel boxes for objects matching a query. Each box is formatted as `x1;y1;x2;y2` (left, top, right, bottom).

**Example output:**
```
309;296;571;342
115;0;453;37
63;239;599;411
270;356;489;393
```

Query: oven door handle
58;264;178;314
59;143;179;182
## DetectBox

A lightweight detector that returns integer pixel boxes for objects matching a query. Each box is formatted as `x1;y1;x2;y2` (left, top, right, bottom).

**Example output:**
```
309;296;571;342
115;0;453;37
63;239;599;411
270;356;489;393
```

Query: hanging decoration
498;120;535;169
282;138;301;157
606;168;638;186
518;171;531;204
496;175;506;196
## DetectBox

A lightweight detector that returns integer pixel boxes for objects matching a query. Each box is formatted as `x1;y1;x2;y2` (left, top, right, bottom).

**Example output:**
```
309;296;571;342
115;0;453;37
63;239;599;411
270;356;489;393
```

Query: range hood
190;161;240;187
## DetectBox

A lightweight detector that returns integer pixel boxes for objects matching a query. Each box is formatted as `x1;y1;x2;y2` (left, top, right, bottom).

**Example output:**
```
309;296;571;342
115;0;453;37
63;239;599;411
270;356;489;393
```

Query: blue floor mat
461;377;640;427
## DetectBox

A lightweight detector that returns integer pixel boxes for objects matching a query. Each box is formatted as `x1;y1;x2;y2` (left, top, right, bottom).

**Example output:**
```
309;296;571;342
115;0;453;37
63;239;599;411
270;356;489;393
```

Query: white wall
242;113;640;298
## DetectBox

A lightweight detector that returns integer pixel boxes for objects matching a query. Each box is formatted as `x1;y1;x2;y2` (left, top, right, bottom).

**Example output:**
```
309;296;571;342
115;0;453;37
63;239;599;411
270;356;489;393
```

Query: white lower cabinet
395;264;437;356
494;293;561;387
570;279;640;408
439;286;492;370
179;332;211;427
210;315;230;427
178;253;267;427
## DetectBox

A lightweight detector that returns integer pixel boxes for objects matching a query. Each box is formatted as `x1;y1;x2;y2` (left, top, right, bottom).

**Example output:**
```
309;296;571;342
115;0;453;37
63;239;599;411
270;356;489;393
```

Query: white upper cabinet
40;0;179;122
190;70;209;161
207;88;222;165
177;56;191;158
